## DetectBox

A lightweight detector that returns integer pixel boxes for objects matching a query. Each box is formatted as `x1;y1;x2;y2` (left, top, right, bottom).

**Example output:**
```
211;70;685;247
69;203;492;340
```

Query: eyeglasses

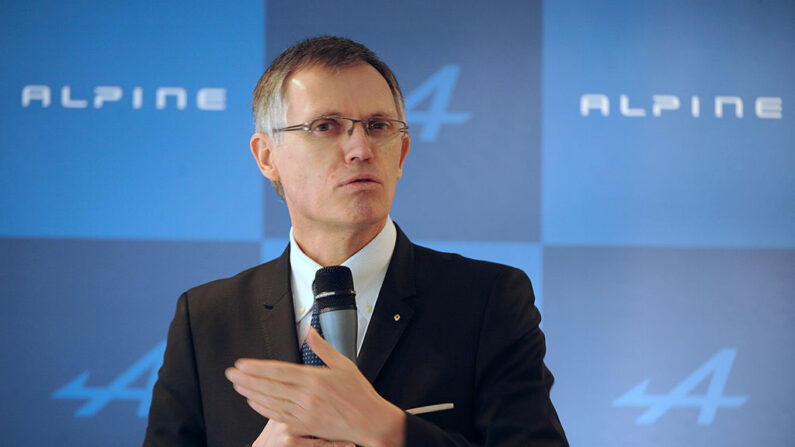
273;116;408;145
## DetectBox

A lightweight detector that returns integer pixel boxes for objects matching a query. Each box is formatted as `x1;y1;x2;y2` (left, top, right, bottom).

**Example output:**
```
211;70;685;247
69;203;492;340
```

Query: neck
292;219;387;266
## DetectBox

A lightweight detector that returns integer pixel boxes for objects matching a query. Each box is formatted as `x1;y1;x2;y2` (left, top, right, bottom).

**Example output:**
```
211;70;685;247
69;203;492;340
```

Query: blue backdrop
1;1;792;445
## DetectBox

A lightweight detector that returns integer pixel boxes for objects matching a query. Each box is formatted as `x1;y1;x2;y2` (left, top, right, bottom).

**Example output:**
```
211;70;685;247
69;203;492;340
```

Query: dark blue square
263;0;543;242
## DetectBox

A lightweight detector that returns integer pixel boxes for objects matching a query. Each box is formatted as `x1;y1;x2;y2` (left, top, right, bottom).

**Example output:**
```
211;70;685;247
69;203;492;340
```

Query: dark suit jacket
144;226;567;446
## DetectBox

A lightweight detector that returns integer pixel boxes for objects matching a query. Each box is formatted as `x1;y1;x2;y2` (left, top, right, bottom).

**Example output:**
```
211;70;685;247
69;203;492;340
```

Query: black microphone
312;266;358;363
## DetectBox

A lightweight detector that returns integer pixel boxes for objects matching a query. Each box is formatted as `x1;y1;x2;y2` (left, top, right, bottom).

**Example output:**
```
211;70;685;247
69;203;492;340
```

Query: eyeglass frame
272;116;409;139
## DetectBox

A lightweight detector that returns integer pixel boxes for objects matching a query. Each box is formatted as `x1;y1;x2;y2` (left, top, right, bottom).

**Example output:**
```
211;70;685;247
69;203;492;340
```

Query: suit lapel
357;225;417;383
257;245;301;364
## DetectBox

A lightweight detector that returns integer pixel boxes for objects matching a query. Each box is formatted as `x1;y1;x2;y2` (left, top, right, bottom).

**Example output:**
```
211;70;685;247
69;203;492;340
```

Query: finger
232;382;300;422
227;365;342;431
297;438;354;447
234;359;318;385
246;398;281;420
226;367;305;403
306;327;351;370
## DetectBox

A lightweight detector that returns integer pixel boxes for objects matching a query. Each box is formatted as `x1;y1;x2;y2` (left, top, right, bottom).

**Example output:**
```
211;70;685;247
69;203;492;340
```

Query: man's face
259;63;410;235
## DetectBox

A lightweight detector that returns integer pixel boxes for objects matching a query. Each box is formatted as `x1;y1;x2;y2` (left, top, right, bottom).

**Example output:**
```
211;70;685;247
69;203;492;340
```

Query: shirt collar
289;217;397;323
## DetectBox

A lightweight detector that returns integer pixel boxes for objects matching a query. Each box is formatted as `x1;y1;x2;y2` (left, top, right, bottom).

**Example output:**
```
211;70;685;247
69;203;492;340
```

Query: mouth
341;175;380;186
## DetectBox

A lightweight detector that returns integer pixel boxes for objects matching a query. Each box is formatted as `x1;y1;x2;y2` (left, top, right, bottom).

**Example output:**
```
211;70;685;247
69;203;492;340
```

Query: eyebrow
312;110;343;118
309;110;397;120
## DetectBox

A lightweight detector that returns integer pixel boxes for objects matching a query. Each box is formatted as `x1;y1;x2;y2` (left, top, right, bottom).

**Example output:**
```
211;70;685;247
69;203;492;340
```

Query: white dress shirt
289;217;397;355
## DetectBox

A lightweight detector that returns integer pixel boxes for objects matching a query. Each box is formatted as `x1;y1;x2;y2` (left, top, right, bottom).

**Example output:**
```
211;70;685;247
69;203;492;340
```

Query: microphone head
312;265;354;296
313;266;356;311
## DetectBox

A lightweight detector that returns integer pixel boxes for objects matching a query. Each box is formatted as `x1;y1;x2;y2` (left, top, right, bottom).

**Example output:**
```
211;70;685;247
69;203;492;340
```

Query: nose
345;119;370;137
342;120;375;162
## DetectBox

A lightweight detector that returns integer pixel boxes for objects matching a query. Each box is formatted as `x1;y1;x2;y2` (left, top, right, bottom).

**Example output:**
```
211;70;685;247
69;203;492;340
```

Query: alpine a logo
21;85;226;111
581;94;782;119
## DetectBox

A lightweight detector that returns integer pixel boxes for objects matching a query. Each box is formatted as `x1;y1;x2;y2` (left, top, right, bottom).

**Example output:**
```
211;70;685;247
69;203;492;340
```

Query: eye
310;118;342;136
368;119;394;133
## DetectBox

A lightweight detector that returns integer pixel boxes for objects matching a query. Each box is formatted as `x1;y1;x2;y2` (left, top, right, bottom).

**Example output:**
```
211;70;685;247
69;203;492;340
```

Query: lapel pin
393;314;401;322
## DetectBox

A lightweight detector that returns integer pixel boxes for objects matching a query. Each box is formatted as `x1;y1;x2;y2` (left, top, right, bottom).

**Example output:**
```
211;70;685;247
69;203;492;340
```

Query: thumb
315;441;354;447
306;326;350;369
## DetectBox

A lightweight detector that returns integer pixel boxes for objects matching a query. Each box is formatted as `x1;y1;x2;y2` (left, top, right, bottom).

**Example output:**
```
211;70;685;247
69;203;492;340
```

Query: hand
252;419;354;447
226;328;406;447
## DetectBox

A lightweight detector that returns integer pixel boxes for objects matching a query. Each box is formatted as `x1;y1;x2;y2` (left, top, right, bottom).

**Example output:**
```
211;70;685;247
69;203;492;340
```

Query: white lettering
20;85;228;111
580;94;782;120
652;95;680;117
580;94;609;116
715;96;743;118
93;86;123;108
755;97;782;119
156;87;187;110
620;94;646;117
132;87;143;110
61;86;88;109
21;85;51;107
196;88;226;111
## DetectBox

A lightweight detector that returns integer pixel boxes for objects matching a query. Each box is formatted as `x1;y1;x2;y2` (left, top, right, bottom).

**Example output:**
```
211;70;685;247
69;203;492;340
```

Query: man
144;36;567;446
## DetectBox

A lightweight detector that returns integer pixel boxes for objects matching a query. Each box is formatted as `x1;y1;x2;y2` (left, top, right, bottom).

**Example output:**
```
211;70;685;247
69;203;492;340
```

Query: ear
396;133;410;180
250;132;280;182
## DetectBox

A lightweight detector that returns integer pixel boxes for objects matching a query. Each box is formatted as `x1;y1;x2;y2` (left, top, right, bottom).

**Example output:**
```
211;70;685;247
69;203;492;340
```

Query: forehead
283;63;397;121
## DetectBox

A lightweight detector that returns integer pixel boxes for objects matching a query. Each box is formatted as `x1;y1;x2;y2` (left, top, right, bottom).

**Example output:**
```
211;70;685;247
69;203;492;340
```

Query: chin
343;203;389;228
